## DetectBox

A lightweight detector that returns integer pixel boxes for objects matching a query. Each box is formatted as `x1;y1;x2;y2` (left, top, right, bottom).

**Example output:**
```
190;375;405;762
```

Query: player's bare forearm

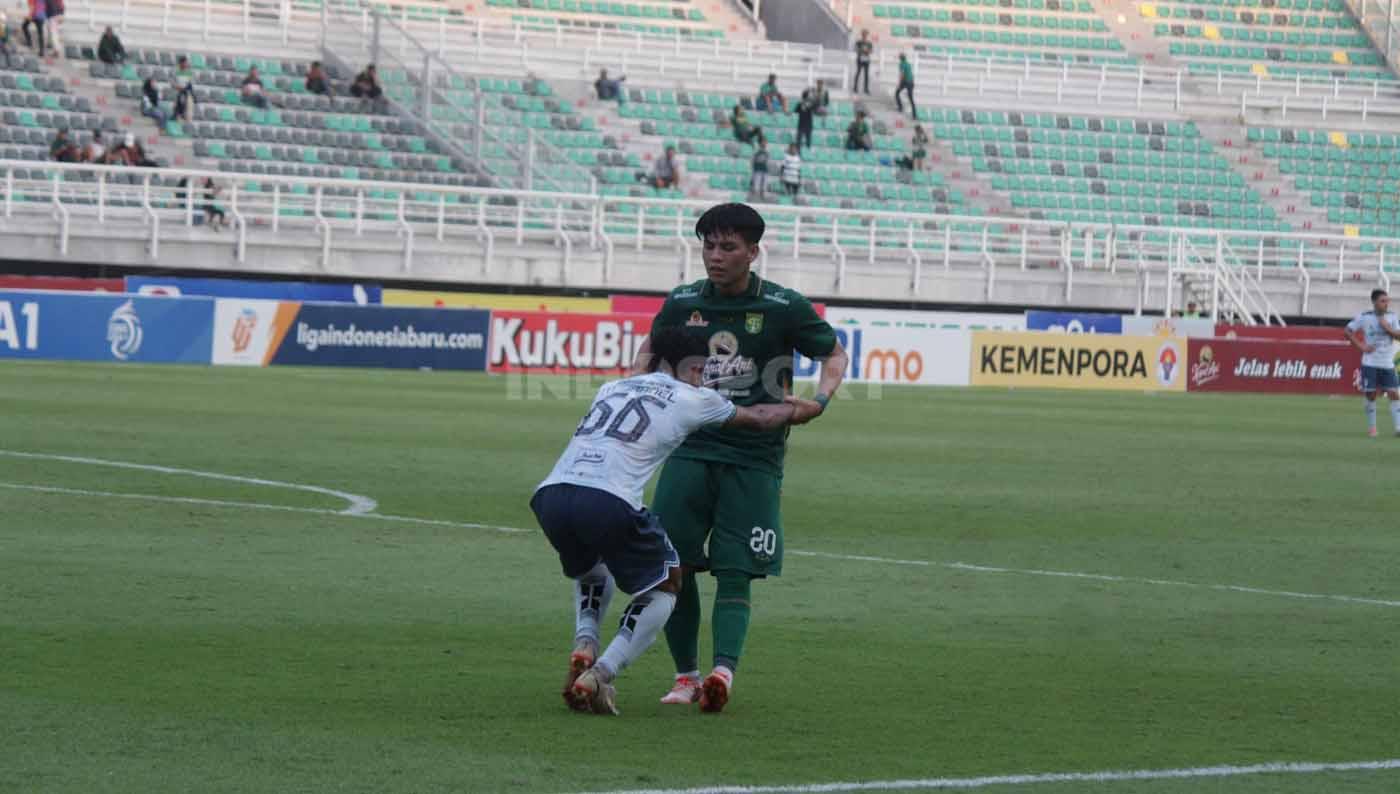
728;403;797;431
817;341;848;400
630;336;652;375
1347;330;1372;351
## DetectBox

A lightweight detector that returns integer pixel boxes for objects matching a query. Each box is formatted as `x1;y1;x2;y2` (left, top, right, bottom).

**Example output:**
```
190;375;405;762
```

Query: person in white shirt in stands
780;143;802;198
1345;288;1400;437
530;327;797;715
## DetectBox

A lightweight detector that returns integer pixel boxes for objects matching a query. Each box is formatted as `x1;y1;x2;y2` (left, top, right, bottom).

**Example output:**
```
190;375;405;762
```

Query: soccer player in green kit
633;203;848;713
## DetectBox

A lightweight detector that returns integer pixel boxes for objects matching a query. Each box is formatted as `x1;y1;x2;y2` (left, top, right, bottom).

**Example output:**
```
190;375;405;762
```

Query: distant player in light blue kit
1344;288;1400;437
530;327;797;714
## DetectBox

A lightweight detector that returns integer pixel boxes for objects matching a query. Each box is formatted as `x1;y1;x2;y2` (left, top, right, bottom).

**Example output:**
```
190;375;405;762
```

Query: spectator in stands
21;0;46;58
172;55;195;123
48;128;78;162
749;140;769;197
305;60;330;96
911;123;929;171
730;105;761;145
895;52;916;118
853;29;873;95
756;73;786;113
650;145;681;190
811;78;830;115
845;110;872;151
350;64;382;103
0;11;11;68
82;130;105;163
128;134;156;167
202;177;226;231
795;89;815;151
140;77;167;132
594;68;625;102
241;65;268;109
96;25;123;64
781;143;802;198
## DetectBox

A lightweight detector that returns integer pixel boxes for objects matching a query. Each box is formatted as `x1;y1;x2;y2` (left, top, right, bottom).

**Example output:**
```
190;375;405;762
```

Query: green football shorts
651;457;784;578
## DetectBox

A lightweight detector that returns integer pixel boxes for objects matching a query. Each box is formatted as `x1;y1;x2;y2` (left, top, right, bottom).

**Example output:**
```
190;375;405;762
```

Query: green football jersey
651;274;837;474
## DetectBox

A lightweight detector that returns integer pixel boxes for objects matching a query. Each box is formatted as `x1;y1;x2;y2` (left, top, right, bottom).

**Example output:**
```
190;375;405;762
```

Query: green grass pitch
2;360;1398;793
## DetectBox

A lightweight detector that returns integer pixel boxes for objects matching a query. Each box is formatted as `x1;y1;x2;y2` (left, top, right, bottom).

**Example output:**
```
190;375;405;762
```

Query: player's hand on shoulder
783;395;824;426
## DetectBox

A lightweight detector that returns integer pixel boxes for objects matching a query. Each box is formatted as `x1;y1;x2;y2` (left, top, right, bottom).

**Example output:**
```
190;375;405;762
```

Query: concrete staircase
1195;118;1335;236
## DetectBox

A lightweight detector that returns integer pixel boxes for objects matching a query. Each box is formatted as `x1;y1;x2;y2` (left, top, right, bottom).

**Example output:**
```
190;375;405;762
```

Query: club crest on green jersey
745;313;764;334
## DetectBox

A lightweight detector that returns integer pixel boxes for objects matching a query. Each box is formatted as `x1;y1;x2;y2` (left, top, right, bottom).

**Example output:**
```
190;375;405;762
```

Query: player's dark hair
694;202;765;245
1372;289;1388;301
648;327;708;375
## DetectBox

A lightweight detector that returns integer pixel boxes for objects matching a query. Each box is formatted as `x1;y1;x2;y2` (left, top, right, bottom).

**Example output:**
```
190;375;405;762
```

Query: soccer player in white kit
530;327;797;714
1344;288;1400;437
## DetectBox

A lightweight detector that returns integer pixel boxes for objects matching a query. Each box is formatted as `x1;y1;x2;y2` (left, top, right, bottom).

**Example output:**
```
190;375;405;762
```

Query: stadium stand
1142;0;1396;82
1249;125;1400;238
875;0;1135;67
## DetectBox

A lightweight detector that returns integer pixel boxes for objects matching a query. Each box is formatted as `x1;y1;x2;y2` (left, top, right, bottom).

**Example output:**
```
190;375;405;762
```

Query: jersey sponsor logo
687;311;709;327
672;288;700;299
704;330;758;395
745;313;764;334
762;291;790;306
489;311;652;374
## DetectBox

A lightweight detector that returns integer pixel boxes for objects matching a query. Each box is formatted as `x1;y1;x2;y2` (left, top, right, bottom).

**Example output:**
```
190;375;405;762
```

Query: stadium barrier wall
1186;338;1362;395
612;295;829;318
0;289;214;364
970;330;1187;392
825;307;1020;330
1025;311;1123;334
386;290;610;313
127;276;382;304
1215;324;1345;342
0;276;125;292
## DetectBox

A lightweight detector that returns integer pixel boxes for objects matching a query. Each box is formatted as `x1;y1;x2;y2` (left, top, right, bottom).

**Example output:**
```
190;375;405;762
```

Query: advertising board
794;326;971;386
262;304;489;370
971;331;1186;392
1025;311;1123;334
0;290;213;364
1186;339;1360;395
488;311;653;375
127;276;381;305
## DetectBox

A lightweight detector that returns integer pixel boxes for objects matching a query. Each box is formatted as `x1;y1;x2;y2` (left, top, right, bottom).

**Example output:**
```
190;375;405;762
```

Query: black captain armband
813;393;830;413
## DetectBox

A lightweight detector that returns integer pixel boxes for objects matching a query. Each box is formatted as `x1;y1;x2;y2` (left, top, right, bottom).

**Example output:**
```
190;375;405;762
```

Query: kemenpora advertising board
212;300;489;370
971;331;1186;392
489;311;653;375
1186;338;1361;395
0;289;213;364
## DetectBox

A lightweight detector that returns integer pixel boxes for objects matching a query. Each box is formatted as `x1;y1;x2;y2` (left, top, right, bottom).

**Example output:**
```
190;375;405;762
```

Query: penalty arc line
0;482;528;535
567;758;1400;794
0;450;380;515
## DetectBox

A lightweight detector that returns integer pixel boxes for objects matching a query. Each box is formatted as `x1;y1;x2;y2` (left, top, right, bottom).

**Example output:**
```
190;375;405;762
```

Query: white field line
0;482;527;534
0;450;379;514
567;758;1400;794
4;449;1398;609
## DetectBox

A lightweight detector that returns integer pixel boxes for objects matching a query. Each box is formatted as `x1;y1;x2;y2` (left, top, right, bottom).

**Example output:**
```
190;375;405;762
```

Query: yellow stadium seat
1203;24;1219;40
1330;131;1350;149
1250;63;1270;77
1332;50;1350;65
1139;2;1157;17
1344;225;1360;238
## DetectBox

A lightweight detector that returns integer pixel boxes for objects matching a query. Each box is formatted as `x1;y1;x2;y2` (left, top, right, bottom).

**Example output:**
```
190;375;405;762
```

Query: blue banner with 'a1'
0;290;213;364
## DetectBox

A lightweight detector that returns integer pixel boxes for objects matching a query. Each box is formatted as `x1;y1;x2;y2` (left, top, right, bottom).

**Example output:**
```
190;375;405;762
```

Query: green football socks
711;572;752;672
664;569;701;673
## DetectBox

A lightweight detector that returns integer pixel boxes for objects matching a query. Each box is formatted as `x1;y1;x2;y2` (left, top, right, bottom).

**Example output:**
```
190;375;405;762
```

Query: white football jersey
1346;311;1398;369
536;372;737;510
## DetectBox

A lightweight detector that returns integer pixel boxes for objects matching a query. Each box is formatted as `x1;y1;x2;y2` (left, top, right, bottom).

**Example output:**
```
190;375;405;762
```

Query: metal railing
4;161;1396;315
68;0;1400;126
